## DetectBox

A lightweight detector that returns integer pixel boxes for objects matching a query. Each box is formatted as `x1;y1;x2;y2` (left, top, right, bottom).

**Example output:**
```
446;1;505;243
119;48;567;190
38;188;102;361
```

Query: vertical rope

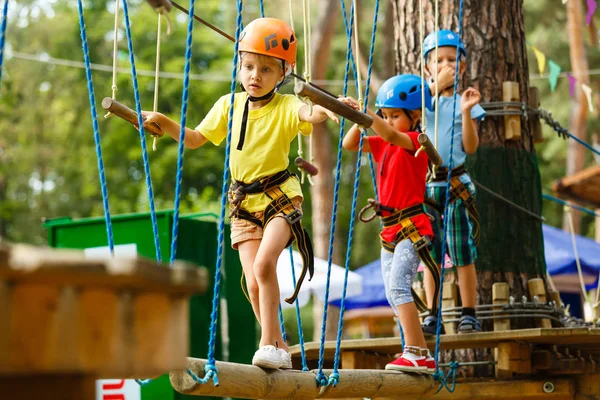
109;0;120;103
169;0;197;265
0;0;8;88
315;0;355;387
259;0;265;17
76;0;115;256
329;0;381;387
151;11;163;151
186;0;244;386
289;247;309;371
433;0;440;150
565;204;592;307
288;0;306;184
418;0;427;133
121;0;162;262
433;0;464;381
278;305;287;343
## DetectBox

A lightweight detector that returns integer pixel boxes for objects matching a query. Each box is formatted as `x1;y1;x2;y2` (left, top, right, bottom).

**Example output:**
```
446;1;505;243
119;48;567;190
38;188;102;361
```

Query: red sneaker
385;350;428;373
425;355;436;374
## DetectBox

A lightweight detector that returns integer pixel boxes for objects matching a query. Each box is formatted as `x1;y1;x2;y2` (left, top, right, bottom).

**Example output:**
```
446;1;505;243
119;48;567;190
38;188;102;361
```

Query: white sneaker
252;345;283;369
277;348;293;369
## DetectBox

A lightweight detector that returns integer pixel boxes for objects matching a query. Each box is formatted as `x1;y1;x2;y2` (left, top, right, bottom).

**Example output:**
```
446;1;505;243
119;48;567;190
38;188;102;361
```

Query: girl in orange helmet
142;18;338;370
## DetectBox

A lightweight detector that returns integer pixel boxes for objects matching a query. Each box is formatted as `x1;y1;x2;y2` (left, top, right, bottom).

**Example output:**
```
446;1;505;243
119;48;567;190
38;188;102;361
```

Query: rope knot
328;372;340;387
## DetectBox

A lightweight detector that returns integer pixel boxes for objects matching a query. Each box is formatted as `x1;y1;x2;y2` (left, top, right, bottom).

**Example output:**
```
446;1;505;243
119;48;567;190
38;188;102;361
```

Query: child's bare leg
457;263;476;309
253;217;293;351
238;239;262;322
397;302;428;349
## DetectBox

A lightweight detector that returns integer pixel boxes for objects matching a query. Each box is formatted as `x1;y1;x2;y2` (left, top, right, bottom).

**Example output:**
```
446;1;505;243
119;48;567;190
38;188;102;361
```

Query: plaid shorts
426;182;477;267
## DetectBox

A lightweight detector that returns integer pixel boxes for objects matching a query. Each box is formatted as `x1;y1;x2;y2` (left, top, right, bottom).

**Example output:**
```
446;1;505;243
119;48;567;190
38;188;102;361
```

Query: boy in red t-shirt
341;74;439;374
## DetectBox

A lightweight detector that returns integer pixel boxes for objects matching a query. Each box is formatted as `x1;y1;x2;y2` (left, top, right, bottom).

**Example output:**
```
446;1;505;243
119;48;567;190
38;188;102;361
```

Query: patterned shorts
426;182;477;267
230;196;303;249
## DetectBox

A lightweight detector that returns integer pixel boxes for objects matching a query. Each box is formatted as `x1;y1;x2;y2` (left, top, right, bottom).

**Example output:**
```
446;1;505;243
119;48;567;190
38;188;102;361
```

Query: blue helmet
375;74;432;111
423;29;466;59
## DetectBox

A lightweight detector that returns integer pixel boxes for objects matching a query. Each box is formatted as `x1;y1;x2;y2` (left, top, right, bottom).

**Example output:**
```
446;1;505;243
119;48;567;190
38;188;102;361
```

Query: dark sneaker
457;315;481;333
422;315;445;337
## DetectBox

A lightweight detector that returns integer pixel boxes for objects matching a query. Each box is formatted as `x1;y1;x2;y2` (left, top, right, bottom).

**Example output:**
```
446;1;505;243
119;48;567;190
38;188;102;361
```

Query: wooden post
528;87;543;143
294;157;319;176
492;282;511;332
495;342;532;379
294;81;373;127
101;98;164;137
528;278;552;328
442;282;458;334
503;81;521;141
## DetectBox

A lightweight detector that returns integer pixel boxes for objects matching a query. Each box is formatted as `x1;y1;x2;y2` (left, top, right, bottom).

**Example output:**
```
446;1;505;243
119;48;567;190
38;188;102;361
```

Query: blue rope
329;0;381;388
186;0;244;387
278;305;288;344
259;0;265;17
0;0;9;88
567;132;600;157
436;361;459;393
542;193;600;217
433;0;464;386
122;0;162;262
76;0;115;256
315;0;355;388
289;246;309;371
169;0;197;264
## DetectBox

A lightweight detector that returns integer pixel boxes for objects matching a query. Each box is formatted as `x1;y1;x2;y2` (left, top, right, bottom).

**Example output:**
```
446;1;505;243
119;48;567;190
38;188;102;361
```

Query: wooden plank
289;328;600;363
0;244;208;294
171;358;433;399
552;165;600;208
529;87;544;143
420;378;575;400
495;342;531;378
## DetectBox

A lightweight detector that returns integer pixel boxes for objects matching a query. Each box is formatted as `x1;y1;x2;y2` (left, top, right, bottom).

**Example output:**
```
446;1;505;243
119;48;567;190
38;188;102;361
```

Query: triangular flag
548;60;562;92
532;47;546;75
581;83;595;112
567;73;577;98
587;0;597;26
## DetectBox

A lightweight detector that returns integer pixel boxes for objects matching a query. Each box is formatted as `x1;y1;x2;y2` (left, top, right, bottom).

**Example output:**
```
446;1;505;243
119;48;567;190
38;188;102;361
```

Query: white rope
433;0;440;151
152;11;164;151
418;0;426;133
288;0;306;184
105;0;121;118
564;204;592;317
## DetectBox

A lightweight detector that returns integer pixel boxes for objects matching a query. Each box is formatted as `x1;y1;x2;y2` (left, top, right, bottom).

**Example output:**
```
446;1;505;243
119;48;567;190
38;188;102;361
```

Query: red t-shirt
367;132;433;243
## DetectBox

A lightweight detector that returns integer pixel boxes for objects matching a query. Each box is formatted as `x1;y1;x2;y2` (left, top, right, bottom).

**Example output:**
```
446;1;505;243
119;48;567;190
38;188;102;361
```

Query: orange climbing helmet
238;17;297;76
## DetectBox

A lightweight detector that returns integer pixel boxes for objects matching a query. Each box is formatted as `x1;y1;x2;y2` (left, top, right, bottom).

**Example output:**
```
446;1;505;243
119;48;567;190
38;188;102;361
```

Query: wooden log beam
102;98;164;138
146;0;172;12
170;358;433;399
418;133;443;166
294;81;373;128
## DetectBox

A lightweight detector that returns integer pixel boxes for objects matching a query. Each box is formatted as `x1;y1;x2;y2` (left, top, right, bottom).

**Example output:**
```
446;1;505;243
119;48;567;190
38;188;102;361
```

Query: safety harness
229;169;314;304
428;164;480;245
359;200;441;316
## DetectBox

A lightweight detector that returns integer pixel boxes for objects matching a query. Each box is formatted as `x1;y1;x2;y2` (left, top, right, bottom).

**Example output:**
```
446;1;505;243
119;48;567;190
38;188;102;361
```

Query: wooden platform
0;243;208;399
553;165;600;208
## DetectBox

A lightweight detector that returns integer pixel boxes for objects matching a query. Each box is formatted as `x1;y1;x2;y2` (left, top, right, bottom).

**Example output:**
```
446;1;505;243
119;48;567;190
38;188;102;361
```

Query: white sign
96;379;141;400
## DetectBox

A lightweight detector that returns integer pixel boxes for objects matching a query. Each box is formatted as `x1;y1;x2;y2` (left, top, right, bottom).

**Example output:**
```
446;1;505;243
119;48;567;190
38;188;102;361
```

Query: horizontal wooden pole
294;81;373;128
417;133;443;166
102;98;164;137
146;0;172;12
170;358;433;399
295;157;319;176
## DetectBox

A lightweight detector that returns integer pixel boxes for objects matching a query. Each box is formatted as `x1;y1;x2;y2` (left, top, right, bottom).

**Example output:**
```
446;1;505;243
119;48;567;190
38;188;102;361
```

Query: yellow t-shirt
196;92;313;213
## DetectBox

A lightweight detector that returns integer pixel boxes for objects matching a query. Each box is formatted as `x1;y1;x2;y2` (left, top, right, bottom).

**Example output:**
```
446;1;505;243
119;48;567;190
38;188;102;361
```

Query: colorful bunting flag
548;60;562;92
581;83;595;112
532;47;546;75
587;0;597;26
567;73;577;98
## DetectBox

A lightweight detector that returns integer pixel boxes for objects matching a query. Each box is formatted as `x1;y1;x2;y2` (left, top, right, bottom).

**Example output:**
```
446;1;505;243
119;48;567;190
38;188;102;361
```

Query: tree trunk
562;0;590;234
394;0;546;376
308;0;341;342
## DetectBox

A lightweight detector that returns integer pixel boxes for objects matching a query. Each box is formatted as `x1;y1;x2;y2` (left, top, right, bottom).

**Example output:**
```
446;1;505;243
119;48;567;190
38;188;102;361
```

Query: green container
44;210;257;400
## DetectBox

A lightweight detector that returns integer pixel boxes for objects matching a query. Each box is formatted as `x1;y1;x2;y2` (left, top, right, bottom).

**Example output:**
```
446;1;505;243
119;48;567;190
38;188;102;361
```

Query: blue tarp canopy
332;224;600;310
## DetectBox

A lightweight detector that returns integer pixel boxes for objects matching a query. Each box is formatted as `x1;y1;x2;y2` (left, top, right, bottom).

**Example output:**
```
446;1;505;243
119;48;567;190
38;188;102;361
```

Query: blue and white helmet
423;29;466;59
375;74;432;111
